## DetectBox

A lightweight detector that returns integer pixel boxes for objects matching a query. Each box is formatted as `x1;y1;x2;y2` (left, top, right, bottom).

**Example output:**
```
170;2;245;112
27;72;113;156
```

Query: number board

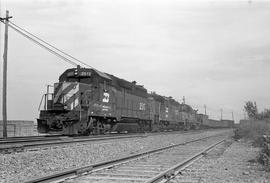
80;71;91;77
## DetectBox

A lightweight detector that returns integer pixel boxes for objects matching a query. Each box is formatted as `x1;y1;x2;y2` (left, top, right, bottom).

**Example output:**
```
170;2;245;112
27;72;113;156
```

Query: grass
234;120;270;171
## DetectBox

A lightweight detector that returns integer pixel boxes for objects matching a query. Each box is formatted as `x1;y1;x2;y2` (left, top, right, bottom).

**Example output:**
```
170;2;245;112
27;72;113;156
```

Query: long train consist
37;66;233;135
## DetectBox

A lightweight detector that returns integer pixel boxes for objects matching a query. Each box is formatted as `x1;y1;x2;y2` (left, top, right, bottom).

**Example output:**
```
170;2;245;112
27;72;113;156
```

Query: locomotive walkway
25;130;231;183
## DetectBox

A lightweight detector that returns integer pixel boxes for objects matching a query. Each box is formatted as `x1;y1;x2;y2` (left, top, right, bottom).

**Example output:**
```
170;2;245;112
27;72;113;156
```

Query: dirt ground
170;139;270;183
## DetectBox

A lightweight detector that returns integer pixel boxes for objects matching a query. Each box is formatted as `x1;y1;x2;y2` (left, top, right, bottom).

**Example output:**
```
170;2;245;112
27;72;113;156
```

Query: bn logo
102;92;110;103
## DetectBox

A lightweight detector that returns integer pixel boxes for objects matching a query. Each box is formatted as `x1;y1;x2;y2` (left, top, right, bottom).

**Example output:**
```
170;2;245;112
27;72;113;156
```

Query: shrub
257;136;270;172
234;120;270;143
234;120;270;171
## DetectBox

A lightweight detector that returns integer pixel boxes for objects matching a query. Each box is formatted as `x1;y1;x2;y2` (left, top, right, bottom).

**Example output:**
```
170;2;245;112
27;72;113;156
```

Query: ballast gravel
171;139;270;183
0;129;230;183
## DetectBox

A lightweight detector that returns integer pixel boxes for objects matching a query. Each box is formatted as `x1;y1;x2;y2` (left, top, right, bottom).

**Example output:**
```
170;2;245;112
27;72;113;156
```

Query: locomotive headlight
74;69;78;76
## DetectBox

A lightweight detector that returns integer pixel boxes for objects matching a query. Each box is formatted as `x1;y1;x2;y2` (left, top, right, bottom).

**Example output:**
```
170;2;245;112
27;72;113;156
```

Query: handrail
38;93;54;111
38;94;45;111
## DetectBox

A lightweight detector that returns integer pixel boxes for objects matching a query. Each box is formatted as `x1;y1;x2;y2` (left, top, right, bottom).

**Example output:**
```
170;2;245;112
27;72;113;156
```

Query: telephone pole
1;10;12;138
220;108;223;120
203;104;207;115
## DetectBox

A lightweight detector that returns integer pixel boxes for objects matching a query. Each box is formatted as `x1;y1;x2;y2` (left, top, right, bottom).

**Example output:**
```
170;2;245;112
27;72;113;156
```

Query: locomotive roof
60;67;148;96
60;67;112;81
149;92;165;102
60;68;193;106
168;97;180;105
179;103;195;112
149;92;180;106
93;69;112;80
106;74;147;93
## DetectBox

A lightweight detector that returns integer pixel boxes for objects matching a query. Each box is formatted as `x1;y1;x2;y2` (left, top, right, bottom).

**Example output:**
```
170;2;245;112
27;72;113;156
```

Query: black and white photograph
0;0;269;182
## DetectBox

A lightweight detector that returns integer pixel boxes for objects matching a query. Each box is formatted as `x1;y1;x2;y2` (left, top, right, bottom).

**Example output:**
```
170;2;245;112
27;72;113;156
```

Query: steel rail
0;130;185;142
0;133;147;153
0;129;223;153
144;138;226;183
0;128;223;143
0;137;67;144
0;130;180;144
24;132;230;183
0;128;222;141
0;133;143;144
0;134;62;140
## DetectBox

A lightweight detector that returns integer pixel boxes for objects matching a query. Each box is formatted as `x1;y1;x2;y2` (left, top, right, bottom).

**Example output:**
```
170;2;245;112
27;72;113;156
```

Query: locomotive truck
37;66;201;135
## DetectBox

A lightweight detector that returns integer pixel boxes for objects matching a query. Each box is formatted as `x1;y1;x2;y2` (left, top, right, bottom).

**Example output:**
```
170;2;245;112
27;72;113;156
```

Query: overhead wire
3;21;77;66
0;19;90;67
8;21;93;68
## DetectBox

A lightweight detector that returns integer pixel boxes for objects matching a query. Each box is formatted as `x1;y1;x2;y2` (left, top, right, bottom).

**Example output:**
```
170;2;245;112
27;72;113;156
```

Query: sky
0;0;270;123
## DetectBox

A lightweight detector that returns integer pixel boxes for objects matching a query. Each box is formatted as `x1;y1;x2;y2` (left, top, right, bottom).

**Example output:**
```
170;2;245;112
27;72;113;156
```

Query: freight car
201;118;234;128
37;66;201;135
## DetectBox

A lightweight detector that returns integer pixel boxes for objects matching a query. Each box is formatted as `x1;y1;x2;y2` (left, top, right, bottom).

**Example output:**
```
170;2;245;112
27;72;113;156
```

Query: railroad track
0;129;222;154
0;134;62;140
25;131;231;183
0;133;143;144
0;130;193;143
0;135;67;144
0;133;147;154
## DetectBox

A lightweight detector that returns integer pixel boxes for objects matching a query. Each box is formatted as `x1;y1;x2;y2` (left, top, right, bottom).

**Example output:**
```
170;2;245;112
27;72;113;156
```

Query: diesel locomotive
37;66;201;135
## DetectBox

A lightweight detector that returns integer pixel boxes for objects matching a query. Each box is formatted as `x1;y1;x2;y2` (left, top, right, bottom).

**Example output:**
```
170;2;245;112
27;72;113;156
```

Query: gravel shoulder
172;139;270;183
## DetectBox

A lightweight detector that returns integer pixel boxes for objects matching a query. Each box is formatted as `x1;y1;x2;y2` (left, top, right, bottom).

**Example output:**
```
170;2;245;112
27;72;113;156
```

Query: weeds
234;120;270;171
257;136;270;172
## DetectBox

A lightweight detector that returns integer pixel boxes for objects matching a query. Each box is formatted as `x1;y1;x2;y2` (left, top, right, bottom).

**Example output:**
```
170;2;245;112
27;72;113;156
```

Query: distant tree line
244;101;270;120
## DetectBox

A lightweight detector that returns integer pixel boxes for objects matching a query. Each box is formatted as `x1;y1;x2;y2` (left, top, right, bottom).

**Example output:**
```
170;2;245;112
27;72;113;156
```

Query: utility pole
204;104;207;115
231;111;234;121
1;10;12;138
182;96;185;104
243;109;247;120
220;108;223;121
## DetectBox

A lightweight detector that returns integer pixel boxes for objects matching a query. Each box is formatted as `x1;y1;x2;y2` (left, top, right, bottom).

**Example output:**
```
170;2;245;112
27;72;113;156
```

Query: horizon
0;0;270;123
